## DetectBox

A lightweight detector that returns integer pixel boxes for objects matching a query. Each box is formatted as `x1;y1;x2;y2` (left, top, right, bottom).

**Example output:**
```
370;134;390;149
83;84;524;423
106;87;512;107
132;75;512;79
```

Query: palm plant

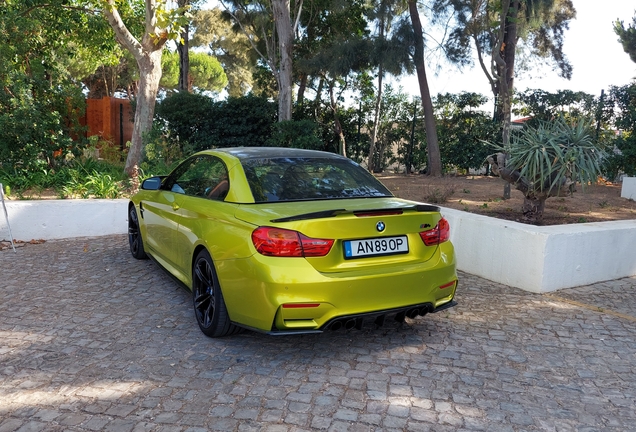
487;117;606;223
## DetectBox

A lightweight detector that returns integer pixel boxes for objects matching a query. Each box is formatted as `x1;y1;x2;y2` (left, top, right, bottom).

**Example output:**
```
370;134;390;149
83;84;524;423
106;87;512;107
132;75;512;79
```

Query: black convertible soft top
212;146;346;161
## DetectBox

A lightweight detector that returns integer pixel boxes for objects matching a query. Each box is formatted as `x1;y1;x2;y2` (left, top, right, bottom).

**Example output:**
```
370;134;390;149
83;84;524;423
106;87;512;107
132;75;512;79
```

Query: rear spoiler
271;204;440;223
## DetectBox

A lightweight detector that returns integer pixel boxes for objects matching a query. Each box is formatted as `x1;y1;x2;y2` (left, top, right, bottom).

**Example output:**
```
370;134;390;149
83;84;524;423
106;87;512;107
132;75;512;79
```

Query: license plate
343;236;409;259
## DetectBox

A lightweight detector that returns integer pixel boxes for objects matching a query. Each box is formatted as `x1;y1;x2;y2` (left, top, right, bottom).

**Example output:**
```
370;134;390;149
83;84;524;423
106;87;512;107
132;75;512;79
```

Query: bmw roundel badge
376;221;385;232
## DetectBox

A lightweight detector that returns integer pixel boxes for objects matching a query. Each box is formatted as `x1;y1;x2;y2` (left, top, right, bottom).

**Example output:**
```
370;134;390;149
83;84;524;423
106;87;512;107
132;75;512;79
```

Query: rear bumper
319;298;457;332
218;242;457;332
237;299;458;335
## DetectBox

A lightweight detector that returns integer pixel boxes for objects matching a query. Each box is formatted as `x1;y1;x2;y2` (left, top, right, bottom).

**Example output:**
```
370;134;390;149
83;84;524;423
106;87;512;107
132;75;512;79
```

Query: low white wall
442;208;636;293
622;177;636;200
541;220;636;291
2;199;635;293
0;199;128;241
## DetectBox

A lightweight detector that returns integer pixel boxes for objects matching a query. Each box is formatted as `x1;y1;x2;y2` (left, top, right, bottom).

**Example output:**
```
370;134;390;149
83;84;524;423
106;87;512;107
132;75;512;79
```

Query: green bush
140;124;191;178
513;89;597;127
205;95;278;149
154;93;277;152
0;74;88;176
0;157;128;199
435;92;499;173
267;120;323;149
154;92;215;151
604;84;636;179
61;170;121;199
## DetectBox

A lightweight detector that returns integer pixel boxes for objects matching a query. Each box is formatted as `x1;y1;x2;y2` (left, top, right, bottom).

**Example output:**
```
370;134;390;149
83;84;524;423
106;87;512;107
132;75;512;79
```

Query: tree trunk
329;84;346;157
494;0;518;143
367;67;383;172
503;1;518;100
177;24;190;92
486;152;554;223
406;101;417;174
493;0;518;199
313;76;324;118
177;0;190;92
408;1;442;177
103;0;169;179
297;73;307;105
376;139;387;172
522;195;546;224
125;49;163;177
272;0;293;121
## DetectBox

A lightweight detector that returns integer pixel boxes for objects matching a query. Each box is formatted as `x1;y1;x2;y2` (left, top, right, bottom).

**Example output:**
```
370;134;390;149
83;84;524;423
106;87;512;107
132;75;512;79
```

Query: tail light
354;210;403;217
252;227;334;257
419;217;450;246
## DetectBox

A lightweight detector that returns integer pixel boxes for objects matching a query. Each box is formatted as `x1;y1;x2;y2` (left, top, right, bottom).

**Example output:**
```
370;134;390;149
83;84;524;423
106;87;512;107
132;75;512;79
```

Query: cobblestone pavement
1;235;635;432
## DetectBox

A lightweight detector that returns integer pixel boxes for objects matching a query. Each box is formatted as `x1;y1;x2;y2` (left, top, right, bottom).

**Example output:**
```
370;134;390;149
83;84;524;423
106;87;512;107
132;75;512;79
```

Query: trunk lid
235;197;444;272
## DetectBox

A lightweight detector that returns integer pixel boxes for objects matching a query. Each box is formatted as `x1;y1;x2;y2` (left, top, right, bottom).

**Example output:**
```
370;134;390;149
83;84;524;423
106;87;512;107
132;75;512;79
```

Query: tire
128;205;148;260
192;250;242;337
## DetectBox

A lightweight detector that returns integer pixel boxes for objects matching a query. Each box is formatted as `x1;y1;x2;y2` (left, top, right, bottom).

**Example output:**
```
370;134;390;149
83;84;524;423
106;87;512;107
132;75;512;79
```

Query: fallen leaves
0;239;46;251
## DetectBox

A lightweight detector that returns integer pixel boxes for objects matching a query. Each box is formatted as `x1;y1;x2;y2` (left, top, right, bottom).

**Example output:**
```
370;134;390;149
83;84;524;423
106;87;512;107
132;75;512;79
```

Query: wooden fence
83;97;134;151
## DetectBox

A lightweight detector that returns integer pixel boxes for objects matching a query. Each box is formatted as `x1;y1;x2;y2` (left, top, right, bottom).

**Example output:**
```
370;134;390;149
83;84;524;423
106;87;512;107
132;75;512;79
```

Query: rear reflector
439;281;456;290
282;303;320;308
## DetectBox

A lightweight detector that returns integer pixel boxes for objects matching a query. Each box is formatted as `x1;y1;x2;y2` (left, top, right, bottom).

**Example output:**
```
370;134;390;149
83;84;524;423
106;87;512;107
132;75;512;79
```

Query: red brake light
252;227;302;256
299;234;334;256
354;210;403;217
419;218;450;246
252;227;334;257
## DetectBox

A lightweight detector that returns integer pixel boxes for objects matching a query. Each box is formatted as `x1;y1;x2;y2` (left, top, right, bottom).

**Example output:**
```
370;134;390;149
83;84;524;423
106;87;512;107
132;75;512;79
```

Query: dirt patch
377;174;636;226
5;175;636;226
4;189;61;200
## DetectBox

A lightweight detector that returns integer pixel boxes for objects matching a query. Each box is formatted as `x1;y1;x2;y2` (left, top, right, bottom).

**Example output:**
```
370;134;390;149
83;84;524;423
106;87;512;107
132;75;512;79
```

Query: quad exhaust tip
327;317;363;331
407;308;420;319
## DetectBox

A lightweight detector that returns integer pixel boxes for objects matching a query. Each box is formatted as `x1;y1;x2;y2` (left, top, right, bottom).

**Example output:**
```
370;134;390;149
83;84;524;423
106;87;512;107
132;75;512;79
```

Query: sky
394;0;636;100
203;1;635;103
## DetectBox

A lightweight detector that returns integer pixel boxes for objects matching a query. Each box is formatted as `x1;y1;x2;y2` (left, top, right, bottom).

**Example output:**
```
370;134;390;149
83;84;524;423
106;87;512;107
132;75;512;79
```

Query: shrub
154;93;277;152
604;84;636;179
434;92;499;173
422;184;456;204
267;120;323;149
504;117;606;195
0;76;88;176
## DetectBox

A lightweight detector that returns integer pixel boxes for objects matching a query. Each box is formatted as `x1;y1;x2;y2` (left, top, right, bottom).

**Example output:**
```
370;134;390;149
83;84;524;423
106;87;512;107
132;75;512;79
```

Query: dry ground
377;174;636;226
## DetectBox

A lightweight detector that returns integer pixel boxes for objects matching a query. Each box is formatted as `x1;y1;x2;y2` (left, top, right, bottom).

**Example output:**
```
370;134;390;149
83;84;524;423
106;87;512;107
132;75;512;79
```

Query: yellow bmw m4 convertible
128;148;457;337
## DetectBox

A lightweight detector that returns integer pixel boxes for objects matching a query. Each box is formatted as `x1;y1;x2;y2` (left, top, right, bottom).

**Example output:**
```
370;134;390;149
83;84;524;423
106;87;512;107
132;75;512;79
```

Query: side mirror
141;176;163;191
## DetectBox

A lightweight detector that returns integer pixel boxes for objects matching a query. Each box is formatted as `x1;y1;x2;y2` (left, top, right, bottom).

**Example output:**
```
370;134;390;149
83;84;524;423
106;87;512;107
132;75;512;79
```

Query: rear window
241;157;393;203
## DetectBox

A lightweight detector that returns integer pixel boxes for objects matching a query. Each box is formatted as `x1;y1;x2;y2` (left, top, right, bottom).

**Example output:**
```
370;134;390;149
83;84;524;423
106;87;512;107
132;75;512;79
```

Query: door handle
172;203;180;211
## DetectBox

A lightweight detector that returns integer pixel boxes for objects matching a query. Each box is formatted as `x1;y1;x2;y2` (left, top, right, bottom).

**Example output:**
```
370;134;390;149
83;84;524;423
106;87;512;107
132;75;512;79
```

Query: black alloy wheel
192;250;240;337
128;205;147;260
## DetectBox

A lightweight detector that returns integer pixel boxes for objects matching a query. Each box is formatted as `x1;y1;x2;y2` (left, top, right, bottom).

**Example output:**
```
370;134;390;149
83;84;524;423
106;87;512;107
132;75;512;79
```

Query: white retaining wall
1;199;128;241
622;177;636;200
1;199;635;293
441;208;636;293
